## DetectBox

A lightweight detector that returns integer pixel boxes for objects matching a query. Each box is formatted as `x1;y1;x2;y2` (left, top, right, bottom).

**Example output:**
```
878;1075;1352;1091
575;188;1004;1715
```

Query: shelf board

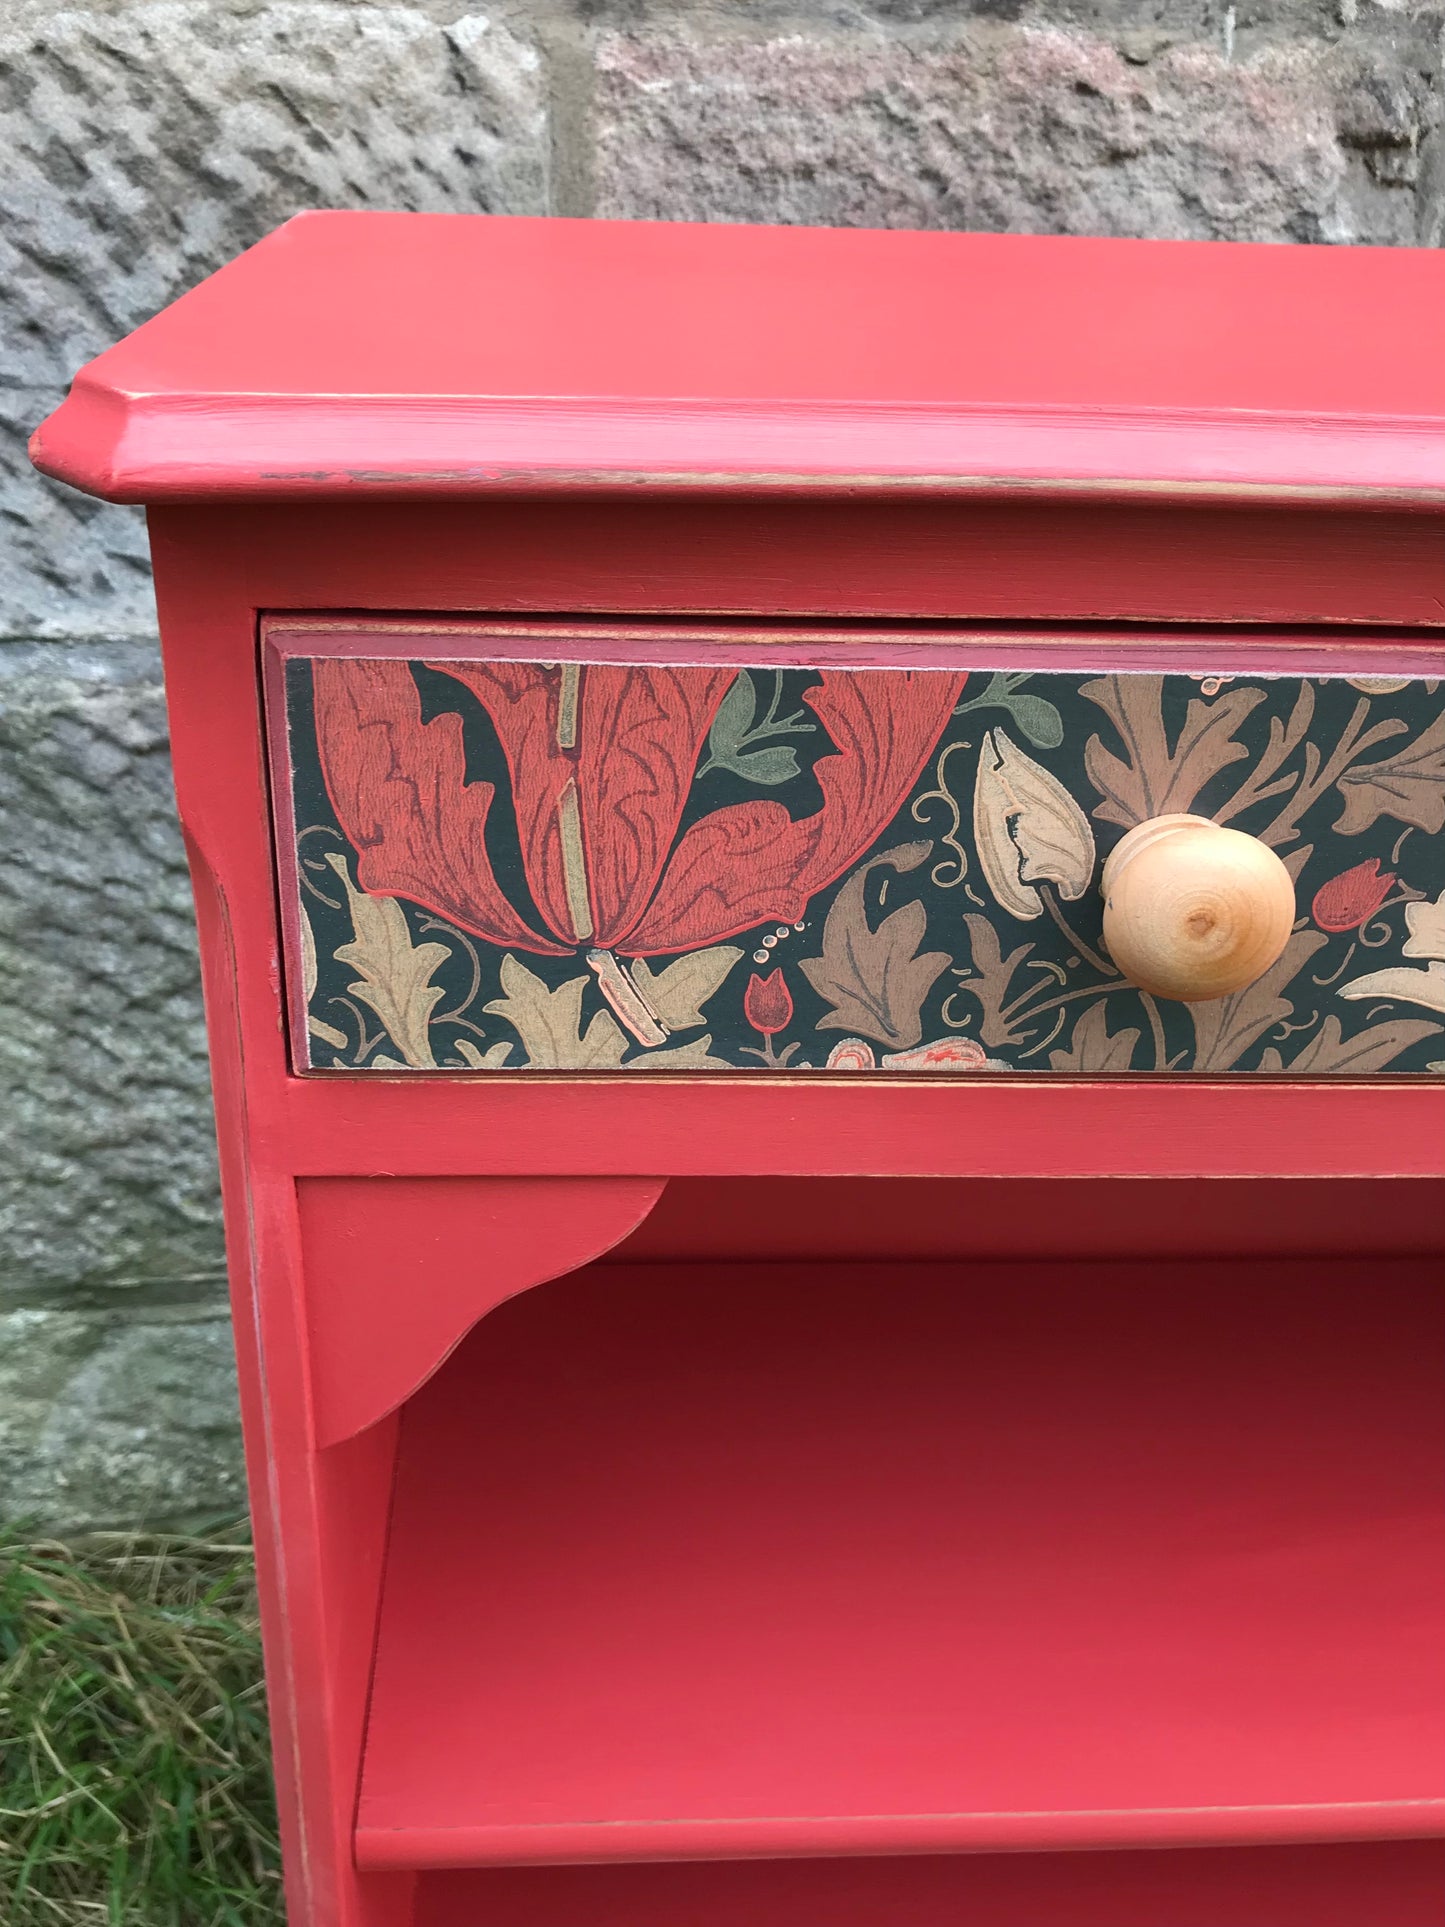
357;1257;1445;1871
412;1844;1445;1927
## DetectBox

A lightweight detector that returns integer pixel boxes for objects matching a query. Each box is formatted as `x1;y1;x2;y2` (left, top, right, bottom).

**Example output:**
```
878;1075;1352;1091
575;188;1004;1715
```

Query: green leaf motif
956;673;1064;750
1003;692;1066;751
699;670;815;786
729;746;802;785
707;672;755;760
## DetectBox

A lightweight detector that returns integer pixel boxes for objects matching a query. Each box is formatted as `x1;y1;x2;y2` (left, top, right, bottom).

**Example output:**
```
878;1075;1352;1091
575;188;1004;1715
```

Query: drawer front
268;624;1445;1076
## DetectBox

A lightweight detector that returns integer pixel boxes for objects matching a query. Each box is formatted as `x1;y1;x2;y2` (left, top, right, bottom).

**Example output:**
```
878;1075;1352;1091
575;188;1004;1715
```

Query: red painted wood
415;1843;1445;1927
267;614;1445;674
151;509;1445;1190
356;1257;1445;1870
30;215;1445;505
136;479;1445;1927
263;614;1445;1082
610;1176;1445;1264
178;832;416;1927
296;1177;664;1445
35;218;1445;1925
171;497;1445;628
275;1077;1445;1179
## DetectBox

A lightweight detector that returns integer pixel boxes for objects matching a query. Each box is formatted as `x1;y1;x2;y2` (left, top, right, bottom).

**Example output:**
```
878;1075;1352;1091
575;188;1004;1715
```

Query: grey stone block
2;4;549;388
595;19;1443;243
2;386;154;642
1;2;550;639
0;641;225;1310
0;3;551;1526
0;1304;243;1530
6;0;1443;1538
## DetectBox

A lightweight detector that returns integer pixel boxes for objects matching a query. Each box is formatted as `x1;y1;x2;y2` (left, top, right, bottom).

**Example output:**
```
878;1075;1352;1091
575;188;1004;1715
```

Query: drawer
266;621;1445;1078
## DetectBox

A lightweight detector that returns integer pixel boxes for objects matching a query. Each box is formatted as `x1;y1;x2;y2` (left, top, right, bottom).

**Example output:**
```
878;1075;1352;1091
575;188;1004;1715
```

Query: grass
0;1525;283;1927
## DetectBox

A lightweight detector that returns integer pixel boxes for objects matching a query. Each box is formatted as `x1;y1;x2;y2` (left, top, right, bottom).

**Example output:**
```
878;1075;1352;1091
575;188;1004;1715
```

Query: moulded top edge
29;380;1445;508
27;212;1445;506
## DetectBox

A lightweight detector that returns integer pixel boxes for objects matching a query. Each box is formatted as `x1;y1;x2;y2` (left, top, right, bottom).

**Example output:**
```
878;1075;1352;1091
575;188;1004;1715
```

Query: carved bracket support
298;1175;666;1446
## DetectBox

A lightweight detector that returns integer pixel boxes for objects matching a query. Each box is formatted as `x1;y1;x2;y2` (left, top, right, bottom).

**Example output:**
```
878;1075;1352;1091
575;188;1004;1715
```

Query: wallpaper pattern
281;656;1445;1076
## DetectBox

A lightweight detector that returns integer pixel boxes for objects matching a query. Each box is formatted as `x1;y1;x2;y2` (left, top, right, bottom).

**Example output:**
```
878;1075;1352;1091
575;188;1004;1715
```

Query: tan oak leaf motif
326;853;449;1069
454;1038;514;1069
1188;930;1327;1072
1047;1001;1140;1073
1336;882;1445;1012
484;955;627;1069
624;1034;733;1068
947;915;1039;1049
1335;708;1445;835
800;842;950;1050
301;900;318;1001
1337;960;1445;1016
300;900;349;1052
1403;891;1445;961
627;946;745;1031
1258;1015;1443;1073
1082;676;1264;830
308;1015;351;1052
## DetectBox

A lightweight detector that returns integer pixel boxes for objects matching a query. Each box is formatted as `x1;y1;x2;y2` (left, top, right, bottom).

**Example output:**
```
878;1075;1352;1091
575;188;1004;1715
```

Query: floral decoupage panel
282;655;1445;1074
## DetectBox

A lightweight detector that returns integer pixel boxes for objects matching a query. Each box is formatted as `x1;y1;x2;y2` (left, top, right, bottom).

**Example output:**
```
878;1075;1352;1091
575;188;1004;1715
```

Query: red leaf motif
313;659;565;954
1311;858;1395;933
436;662;735;948
315;661;964;967
625;669;966;954
579;666;737;947
744;968;793;1037
424;662;576;943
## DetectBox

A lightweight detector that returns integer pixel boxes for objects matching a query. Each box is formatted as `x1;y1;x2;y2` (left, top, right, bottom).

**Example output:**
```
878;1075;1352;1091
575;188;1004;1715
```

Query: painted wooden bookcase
32;214;1445;1927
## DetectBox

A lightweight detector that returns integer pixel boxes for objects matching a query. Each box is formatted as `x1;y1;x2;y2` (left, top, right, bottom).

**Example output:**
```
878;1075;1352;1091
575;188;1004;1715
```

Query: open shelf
356;1254;1445;1871
411;1844;1445;1927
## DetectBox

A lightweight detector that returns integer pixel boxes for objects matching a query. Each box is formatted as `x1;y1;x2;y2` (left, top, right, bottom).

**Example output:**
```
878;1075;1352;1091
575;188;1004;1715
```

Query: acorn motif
973;727;1096;921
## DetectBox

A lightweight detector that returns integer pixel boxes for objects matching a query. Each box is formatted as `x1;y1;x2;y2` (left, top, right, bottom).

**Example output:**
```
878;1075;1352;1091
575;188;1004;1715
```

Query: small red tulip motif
744;968;793;1037
1312;859;1395;933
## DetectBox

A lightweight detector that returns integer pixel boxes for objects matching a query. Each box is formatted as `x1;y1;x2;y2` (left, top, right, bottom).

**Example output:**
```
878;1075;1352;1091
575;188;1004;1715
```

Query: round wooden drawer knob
1100;814;1295;1002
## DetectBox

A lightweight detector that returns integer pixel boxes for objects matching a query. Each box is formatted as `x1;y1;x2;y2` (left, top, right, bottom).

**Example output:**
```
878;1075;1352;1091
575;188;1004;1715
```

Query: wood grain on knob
1101;814;1295;1003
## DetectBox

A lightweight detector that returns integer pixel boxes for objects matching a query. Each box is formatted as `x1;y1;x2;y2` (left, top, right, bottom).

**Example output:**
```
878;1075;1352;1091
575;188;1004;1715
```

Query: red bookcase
32;213;1445;1927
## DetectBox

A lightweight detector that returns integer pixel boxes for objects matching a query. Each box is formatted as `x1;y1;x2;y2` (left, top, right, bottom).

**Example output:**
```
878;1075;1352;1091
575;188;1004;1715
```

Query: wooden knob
1100;814;1295;1002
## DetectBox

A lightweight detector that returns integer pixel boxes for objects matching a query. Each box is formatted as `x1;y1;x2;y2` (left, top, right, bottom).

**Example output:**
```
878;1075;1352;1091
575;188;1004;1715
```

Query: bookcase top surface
30;213;1445;506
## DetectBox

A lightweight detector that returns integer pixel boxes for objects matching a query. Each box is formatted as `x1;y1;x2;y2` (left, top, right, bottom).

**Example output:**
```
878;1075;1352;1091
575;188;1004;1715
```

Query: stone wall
3;0;1442;1529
